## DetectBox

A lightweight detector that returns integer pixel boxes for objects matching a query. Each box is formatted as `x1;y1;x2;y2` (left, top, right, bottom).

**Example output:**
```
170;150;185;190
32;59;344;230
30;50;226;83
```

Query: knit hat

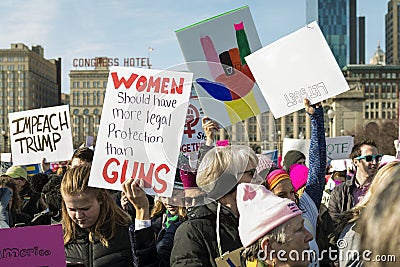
266;169;291;190
5;166;27;180
283;150;306;171
237;183;302;248
180;169;197;189
289;163;309;192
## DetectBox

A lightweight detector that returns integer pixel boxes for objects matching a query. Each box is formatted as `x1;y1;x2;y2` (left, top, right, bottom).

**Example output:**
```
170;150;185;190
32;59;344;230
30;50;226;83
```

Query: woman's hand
304;98;321;115
122;179;150;220
202;116;220;146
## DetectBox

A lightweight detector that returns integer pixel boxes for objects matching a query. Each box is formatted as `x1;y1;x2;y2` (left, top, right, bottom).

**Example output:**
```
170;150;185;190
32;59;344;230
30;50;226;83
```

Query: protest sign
0;224;65;267
282;136;354;164
246;21;350;118
176;6;269;126
8;105;73;165
89;67;192;197
180;97;205;154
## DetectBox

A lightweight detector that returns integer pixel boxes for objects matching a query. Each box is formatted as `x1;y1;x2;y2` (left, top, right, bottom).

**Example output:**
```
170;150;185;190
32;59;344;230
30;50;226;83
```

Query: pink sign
216;140;229;147
0;224;66;267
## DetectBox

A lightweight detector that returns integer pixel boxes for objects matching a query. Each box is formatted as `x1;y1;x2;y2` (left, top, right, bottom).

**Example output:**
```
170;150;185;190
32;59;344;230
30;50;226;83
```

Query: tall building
385;0;400;64
69;59;108;148
306;0;364;67
0;43;61;152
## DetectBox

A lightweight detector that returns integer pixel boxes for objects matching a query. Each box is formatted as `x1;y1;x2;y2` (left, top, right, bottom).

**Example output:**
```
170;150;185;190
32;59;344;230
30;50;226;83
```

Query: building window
7;65;14;70
365;112;369;119
19;100;24;106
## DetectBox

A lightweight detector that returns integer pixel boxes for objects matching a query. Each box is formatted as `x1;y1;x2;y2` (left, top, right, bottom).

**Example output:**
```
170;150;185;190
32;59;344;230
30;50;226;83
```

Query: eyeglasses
356;154;383;163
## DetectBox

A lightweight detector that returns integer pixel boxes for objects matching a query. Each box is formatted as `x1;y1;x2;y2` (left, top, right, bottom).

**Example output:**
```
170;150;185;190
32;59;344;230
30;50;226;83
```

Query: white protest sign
8;105;73;165
180;97;206;154
245;21;350;118
282;136;354;164
89;67;192;197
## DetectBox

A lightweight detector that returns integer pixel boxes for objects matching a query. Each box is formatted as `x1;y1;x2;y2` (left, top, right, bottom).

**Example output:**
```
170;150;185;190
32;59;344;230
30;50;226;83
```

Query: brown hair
0;176;22;213
349;139;378;160
61;165;131;246
150;200;186;219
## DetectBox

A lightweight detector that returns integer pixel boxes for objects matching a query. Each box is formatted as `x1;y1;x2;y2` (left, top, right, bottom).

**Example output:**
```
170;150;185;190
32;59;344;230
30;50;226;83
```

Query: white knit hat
237;183;302;248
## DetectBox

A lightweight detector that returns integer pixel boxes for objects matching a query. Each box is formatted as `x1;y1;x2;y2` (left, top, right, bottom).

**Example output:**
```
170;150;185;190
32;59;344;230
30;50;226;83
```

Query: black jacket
328;176;355;226
65;224;133;267
170;201;242;267
129;215;182;267
19;187;43;218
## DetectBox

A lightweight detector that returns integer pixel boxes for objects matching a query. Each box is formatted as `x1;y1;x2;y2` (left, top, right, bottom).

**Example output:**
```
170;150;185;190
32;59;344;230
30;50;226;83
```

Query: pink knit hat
237;183;302;248
289;163;309;192
180;169;197;189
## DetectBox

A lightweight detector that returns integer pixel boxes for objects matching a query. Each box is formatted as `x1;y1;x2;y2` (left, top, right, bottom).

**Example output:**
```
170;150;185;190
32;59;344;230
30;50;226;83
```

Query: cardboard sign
282;136;354;163
88;67;192;197
8;105;74;165
0;224;65;267
176;6;269;126
180;97;206;154
246;21;350;118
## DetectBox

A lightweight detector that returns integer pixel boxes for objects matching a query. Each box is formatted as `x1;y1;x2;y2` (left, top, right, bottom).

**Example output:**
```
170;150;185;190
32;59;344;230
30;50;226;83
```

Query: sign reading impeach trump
89;67;192;197
8;105;74;165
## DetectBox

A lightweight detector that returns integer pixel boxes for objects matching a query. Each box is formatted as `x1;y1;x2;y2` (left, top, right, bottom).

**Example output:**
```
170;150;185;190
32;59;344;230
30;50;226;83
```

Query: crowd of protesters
0;98;399;267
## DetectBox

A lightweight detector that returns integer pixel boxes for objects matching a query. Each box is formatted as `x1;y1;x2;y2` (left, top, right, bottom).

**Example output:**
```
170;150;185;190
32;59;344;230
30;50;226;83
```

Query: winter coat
129;214;182;267
170;201;242;267
328;176;355;226
64;224;133;267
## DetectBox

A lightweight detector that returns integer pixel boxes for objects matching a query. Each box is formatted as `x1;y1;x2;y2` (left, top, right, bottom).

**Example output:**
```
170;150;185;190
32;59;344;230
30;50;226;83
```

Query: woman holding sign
61;165;133;267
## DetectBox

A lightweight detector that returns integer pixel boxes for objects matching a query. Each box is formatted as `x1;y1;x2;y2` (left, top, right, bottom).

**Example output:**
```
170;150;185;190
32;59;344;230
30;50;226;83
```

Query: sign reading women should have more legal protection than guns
88;67;193;197
245;21;350;118
8;105;74;165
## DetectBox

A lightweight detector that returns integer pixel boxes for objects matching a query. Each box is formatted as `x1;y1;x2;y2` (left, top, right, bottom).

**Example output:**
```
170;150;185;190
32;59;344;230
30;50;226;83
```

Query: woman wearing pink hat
238;183;313;266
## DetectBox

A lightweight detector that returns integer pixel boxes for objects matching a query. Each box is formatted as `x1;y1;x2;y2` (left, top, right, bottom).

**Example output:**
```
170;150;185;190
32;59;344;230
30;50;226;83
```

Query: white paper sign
8;105;73;165
246;21;350;118
282;136;354;164
88;67;193;197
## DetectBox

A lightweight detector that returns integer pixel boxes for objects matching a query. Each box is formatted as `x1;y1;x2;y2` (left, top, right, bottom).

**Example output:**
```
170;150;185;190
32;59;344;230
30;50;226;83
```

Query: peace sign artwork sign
176;6;269;127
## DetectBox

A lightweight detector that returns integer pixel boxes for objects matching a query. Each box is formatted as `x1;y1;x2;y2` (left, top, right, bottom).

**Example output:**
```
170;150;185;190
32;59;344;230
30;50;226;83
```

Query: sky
0;0;388;93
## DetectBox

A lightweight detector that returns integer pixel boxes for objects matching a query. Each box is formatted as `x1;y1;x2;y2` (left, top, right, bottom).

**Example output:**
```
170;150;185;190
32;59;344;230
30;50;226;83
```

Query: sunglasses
356;154;383;163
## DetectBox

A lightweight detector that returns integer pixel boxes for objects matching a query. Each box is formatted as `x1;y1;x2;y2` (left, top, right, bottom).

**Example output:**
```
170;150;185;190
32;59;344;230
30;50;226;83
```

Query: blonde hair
359;161;400;266
196;145;258;194
61;165;131;247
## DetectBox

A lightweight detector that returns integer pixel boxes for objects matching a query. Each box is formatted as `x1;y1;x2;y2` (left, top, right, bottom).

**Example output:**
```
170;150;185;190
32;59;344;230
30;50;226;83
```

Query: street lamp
1;130;8;153
277;130;281;155
340;129;344;136
298;131;304;139
327;109;335;137
148;47;154;69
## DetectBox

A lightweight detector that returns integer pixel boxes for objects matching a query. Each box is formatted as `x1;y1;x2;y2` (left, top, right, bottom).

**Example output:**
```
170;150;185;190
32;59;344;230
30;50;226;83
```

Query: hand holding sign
122;178;150;220
202;116;220;146
304;98;322;115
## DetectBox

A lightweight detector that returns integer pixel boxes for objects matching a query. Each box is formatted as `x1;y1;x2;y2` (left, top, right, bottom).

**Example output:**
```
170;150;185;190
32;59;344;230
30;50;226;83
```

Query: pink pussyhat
180;169;197;189
237;183;302;248
289;163;309;192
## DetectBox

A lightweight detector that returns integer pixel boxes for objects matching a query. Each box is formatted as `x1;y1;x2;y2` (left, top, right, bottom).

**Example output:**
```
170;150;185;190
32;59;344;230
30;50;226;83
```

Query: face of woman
159;189;184;215
63;191;101;229
272;179;296;202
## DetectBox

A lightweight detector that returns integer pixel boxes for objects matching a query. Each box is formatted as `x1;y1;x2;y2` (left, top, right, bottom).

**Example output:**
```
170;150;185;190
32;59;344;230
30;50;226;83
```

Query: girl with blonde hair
61;165;133;267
